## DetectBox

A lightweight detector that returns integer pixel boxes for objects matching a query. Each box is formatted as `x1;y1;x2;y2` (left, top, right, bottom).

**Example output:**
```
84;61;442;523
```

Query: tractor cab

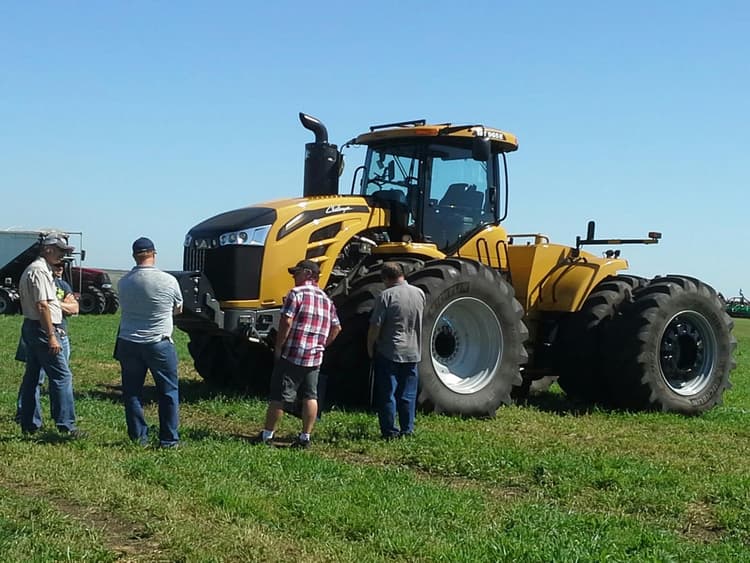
353;121;519;251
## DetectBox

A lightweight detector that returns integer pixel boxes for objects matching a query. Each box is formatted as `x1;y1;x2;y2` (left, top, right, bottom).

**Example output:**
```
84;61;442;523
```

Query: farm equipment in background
0;229;119;315
171;113;737;416
725;290;750;319
71;266;119;314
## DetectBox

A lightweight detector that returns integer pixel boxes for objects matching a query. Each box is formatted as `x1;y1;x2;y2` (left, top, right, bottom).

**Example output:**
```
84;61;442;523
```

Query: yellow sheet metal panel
371;242;445;260
505;242;628;313
506;243;569;311
455;225;510;269
537;256;628;312
223;195;388;308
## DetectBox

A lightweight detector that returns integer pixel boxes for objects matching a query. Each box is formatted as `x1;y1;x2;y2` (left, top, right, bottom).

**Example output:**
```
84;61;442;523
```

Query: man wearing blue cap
116;237;183;448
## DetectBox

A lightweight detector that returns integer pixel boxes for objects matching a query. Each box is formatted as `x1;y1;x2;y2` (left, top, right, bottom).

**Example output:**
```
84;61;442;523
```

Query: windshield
362;142;496;250
362;145;421;223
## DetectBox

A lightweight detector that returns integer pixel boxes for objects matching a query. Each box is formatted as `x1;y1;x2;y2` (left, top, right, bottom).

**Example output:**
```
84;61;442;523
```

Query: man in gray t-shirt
367;262;425;439
116;237;183;448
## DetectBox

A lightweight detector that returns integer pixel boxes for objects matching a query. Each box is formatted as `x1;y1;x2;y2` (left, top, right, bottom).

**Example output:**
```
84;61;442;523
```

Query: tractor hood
181;194;385;306
188;207;277;237
184;196;374;247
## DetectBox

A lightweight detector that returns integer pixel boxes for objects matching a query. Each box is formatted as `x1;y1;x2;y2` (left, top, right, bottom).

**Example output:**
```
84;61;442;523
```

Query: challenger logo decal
277;205;370;240
325;205;353;214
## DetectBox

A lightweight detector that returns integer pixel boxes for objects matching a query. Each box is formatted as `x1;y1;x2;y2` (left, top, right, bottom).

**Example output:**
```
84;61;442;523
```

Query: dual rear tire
556;275;736;414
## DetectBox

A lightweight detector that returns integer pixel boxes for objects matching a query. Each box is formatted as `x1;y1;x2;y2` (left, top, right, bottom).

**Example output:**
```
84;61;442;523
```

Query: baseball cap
288;259;320;277
41;233;74;252
132;237;156;254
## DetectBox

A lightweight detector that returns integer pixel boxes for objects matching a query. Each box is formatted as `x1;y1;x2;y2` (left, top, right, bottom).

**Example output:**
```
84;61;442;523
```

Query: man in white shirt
17;233;82;437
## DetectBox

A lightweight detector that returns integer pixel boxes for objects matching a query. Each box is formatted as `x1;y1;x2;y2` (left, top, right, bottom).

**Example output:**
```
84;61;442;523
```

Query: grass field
1;315;748;562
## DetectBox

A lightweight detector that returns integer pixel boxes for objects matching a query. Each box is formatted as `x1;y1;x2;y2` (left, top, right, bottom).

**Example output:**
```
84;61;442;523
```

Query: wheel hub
659;311;716;396
434;324;458;361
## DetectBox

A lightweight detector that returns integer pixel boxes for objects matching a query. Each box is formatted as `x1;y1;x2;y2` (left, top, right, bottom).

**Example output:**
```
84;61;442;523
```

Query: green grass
1;315;749;561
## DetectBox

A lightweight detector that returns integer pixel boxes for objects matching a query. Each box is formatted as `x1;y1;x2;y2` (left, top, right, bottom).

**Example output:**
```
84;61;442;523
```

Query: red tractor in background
70;266;119;314
0;230;118;315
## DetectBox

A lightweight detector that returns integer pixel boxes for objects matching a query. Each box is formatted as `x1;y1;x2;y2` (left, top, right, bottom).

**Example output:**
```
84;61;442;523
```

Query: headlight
219;225;271;247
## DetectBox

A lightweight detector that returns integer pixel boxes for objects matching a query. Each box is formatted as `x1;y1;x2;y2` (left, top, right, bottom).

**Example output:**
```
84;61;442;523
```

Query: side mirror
472;136;491;161
80;249;87;261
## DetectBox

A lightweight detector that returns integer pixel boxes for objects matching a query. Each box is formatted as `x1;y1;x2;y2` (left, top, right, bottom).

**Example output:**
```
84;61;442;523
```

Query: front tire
409;259;528;416
323;272;386;406
187;332;274;392
79;287;106;315
0;289;19;315
324;257;427;406
608;276;736;414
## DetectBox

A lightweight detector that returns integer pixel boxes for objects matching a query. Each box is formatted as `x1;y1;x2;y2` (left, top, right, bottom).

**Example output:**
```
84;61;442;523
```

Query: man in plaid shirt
255;259;341;448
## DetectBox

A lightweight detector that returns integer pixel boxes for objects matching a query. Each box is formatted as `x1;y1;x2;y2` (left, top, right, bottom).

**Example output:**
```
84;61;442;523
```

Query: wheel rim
430;297;502;394
659;310;717;396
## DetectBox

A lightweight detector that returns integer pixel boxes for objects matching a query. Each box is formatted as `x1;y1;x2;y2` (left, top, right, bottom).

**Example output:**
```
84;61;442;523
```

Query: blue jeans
18;320;77;433
373;354;418;437
16;333;71;421
117;338;179;446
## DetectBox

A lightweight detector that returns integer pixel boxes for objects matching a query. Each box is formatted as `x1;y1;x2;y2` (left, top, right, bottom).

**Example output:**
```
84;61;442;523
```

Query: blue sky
1;1;747;297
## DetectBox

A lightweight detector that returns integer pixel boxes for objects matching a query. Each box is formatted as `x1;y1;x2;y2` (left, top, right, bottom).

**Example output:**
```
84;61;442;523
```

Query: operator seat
439;183;483;213
424;183;484;249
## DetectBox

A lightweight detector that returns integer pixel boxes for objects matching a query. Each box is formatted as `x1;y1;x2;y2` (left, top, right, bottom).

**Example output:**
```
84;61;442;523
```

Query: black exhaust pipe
299;112;340;197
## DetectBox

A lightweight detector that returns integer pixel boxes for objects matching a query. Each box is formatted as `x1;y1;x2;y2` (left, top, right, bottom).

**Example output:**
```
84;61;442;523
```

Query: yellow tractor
174;113;736;415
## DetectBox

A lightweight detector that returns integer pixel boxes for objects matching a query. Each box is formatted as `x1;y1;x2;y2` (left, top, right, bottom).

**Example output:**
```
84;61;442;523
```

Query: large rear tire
607;276;736;414
409;258;528;416
555;275;646;404
79;287;106;315
104;290;119;314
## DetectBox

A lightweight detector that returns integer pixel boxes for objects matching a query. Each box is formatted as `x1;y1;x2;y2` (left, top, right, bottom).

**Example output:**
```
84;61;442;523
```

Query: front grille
183;247;206;272
184;246;263;301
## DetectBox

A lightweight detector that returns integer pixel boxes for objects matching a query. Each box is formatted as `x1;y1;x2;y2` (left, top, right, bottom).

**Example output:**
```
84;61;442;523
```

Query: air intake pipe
299;112;340;197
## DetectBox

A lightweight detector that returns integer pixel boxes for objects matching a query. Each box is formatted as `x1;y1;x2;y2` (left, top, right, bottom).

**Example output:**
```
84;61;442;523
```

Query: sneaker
291;436;311;449
250;432;273;446
159;442;179;449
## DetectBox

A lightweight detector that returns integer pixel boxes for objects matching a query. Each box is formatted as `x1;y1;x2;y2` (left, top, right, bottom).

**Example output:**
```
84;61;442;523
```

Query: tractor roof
354;120;519;152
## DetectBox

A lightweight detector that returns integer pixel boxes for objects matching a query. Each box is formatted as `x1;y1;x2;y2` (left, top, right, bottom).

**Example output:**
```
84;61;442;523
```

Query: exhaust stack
299;112;340;197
